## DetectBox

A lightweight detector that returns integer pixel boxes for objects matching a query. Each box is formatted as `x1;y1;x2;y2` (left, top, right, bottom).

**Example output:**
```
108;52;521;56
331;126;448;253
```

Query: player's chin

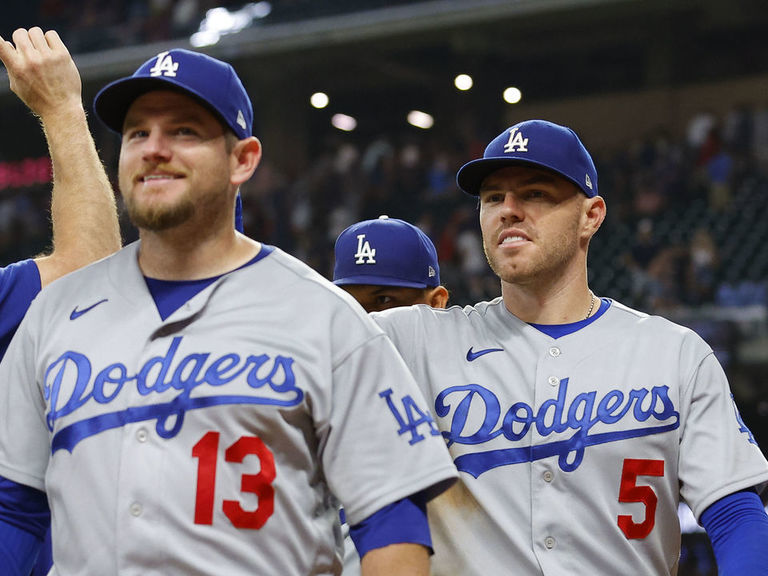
126;200;195;230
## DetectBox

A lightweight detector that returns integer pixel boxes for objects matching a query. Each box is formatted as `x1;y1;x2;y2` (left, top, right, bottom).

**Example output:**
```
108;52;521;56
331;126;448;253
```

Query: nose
499;192;524;222
141;130;172;162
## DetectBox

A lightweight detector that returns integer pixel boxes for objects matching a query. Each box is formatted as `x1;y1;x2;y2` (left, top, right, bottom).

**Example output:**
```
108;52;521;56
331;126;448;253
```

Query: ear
230;136;262;187
427;286;450;309
582;195;606;240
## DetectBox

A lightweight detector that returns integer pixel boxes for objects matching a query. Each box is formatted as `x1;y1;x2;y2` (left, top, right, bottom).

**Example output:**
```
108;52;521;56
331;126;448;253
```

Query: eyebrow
479;168;562;192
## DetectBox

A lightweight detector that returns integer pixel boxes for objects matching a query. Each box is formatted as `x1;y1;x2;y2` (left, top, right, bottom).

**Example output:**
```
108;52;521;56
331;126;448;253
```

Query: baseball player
0;47;457;575
333;215;449;312
333;214;450;574
372;119;768;575
0;27;122;576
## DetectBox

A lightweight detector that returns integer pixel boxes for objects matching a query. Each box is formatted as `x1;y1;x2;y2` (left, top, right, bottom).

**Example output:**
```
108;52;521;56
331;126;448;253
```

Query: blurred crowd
3;102;768;314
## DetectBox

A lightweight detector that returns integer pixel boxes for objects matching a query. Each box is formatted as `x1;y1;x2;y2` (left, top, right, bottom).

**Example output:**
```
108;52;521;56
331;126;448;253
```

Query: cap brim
94;77;228;135
457;157;594;197
334;275;430;289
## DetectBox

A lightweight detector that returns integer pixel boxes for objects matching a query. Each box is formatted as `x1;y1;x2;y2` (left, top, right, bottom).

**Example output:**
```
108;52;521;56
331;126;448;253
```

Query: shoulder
238;245;384;339
0;259;41;301
372;297;505;334
601;299;712;352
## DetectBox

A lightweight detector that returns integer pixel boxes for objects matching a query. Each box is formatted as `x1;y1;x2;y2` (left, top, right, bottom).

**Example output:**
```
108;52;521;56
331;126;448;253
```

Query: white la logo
354;234;376;264
149;51;179;78
503;127;528;153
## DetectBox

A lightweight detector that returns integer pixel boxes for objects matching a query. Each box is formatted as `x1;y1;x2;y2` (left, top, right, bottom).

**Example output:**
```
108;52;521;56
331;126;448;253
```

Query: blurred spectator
685;227;720;306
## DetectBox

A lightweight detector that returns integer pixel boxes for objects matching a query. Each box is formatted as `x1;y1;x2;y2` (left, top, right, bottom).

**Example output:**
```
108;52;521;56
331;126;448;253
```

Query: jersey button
545;536;556;549
136;429;148;443
548;347;561;357
548;376;560;387
543;470;554;483
130;502;143;517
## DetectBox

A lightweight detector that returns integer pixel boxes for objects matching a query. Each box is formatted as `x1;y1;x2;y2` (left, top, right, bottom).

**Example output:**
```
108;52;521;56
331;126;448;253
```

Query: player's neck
501;279;594;325
137;227;262;280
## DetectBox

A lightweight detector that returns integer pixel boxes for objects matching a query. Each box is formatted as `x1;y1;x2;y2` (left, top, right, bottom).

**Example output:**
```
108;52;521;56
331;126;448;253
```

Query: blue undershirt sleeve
700;488;768;576
0;475;50;575
349;494;431;559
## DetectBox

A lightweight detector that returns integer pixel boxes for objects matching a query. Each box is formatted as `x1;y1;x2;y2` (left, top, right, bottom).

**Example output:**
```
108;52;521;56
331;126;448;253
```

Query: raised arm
0;27;120;287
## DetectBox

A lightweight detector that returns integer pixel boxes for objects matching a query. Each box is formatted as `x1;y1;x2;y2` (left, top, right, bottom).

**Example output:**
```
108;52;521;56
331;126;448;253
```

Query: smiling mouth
141;174;179;183
499;235;528;246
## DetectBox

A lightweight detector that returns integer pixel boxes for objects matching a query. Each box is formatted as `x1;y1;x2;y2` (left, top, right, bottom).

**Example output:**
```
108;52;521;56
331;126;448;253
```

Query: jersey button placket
548;376;559;387
130;502;143;517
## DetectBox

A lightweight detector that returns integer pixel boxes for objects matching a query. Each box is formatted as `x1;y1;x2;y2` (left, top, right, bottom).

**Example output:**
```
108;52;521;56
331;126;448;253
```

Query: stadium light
407;110;434;129
454;74;473;91
332;114;357;132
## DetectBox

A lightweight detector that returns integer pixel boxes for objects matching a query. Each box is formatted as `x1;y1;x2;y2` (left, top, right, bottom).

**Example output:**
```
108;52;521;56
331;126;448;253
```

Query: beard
124;193;196;231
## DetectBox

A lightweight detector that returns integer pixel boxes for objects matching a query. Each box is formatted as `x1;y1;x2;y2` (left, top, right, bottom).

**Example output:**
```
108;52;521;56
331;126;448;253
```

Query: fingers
43;30;68;55
0;33;17;68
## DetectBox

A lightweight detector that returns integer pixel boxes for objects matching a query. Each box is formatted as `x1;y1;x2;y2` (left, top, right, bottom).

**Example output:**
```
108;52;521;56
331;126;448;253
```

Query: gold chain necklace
585;291;596;320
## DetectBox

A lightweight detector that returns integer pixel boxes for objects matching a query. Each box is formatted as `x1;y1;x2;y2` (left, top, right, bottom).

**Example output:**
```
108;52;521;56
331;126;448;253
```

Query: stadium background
3;1;768;573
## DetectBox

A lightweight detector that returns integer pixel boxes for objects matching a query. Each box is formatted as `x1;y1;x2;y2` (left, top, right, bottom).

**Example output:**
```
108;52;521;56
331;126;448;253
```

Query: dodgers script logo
44;336;302;453
435;378;679;477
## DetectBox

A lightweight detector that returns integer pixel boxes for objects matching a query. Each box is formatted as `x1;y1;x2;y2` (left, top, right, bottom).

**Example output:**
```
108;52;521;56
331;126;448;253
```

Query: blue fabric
529;297;610;339
349;495;430;558
31;530;53;576
145;276;219;320
144;246;274;320
0;475;50;575
700;489;768;575
0;259;41;361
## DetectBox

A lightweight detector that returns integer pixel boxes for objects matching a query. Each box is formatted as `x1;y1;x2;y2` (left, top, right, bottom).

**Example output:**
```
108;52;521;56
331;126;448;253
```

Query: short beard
125;196;196;231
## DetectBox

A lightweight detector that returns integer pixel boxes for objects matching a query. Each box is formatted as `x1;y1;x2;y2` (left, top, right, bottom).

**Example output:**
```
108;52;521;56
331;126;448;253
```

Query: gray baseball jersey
0;241;457;576
373;297;768;575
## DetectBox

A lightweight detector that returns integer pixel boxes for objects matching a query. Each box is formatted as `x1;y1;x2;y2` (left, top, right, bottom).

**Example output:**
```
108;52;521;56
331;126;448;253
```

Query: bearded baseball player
0;47;457;575
372;119;768;575
0;28;122;576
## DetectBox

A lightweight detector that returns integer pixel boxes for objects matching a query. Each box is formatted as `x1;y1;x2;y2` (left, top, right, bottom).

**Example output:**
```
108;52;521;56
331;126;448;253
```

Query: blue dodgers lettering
435;378;679;477
44;336;302;452
380;388;441;445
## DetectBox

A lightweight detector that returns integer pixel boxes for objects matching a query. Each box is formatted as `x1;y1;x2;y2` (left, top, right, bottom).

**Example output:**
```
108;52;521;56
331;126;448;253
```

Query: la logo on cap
354;234;376;264
503;127;528;153
149;51;179;78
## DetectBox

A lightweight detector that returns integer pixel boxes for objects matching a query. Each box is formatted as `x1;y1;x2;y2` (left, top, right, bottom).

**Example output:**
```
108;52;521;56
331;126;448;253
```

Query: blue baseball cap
333;216;440;288
456;119;598;197
93;49;253;140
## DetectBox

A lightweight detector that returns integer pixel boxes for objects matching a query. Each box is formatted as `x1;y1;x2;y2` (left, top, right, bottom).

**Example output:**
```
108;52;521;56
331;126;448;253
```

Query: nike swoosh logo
466;346;504;362
70;299;109;320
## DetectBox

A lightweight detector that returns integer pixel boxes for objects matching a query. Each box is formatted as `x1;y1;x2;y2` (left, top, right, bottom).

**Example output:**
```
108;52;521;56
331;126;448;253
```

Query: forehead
123;90;221;127
480;165;568;190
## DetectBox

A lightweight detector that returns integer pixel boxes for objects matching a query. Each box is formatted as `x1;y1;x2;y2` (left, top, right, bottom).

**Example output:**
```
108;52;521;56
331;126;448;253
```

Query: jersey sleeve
320;327;457;527
678;339;768;519
0;259;41;361
0;304;50;491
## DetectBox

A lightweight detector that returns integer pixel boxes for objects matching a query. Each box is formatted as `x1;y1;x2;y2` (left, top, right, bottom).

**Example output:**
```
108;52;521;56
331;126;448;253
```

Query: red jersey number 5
617;458;664;539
